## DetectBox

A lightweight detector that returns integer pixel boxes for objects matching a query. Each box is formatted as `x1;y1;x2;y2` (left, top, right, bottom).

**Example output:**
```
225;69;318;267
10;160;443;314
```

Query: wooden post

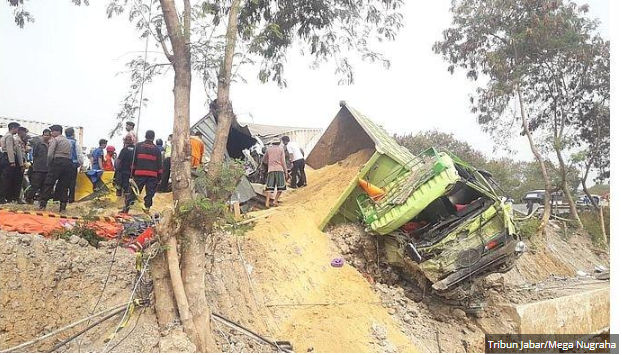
232;201;241;221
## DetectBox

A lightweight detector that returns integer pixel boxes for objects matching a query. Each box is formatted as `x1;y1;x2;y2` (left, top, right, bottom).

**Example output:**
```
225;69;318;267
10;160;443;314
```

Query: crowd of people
0;121;198;214
2;120;308;213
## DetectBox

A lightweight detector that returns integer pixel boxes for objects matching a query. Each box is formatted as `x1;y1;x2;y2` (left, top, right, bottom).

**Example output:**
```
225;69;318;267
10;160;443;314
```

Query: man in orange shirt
190;131;205;169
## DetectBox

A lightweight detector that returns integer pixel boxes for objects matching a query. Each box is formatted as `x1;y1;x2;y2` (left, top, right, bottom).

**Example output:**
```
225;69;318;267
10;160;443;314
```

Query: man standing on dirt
0;122;24;204
262;137;289;208
281;136;306;188
122;130;162;214
25;129;51;204
39;125;75;213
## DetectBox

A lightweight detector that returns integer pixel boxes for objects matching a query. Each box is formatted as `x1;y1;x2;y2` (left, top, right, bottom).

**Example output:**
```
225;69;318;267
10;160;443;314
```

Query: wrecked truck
308;103;525;305
361;148;525;295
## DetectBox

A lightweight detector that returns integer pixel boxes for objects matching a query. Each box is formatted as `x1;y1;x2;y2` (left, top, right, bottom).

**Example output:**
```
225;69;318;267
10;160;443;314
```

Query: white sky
0;0;610;162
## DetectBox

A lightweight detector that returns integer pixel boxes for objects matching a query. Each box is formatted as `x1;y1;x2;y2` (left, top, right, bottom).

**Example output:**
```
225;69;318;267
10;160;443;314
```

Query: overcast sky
0;0;610;161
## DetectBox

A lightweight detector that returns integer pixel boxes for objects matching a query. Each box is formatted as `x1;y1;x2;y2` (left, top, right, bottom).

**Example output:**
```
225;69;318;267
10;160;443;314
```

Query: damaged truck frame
310;104;525;309
362;148;526;297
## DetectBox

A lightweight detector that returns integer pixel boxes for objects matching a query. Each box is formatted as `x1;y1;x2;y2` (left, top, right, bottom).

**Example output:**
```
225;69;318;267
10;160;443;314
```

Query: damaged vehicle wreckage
309;103;525;312
358;148;526;308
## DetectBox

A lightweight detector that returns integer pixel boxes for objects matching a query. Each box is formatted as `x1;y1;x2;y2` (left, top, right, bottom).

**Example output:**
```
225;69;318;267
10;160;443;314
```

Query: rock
451;308;467;319
159;328;196;353
371;323;387;341
387;308;396;315
466;323;478;332
78;238;89;248
69;235;81;244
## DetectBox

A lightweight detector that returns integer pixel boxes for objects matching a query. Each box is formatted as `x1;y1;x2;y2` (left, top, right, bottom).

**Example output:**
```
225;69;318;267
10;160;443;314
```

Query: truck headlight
515;241;526;253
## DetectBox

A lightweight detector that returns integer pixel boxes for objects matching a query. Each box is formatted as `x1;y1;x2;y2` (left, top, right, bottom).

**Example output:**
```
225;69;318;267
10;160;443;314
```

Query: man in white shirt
281;135;307;188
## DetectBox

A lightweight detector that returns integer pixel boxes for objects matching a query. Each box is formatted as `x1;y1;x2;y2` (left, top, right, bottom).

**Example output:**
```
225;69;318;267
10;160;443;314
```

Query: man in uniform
0;122;24;203
39;125;75;212
25;129;51;204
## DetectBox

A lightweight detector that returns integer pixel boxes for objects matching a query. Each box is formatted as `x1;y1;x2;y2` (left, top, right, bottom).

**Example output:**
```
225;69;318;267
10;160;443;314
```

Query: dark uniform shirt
132;140;162;178
31;136;49;172
117;144;135;172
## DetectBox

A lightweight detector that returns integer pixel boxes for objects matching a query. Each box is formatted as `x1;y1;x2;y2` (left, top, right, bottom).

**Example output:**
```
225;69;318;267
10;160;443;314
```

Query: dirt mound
243;150;419;352
0;232;160;352
504;222;609;286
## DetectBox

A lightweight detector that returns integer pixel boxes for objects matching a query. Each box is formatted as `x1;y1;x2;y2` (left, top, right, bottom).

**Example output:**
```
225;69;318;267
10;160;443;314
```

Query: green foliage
579;207;609;246
588;184;609;196
237;0;404;86
104;0;404;127
518;218;540;241
50;211;106;247
433;0;610;179
177;160;246;232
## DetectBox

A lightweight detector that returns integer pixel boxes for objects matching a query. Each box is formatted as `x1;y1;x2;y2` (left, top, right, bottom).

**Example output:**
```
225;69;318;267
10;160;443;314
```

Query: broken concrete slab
507;286;609;334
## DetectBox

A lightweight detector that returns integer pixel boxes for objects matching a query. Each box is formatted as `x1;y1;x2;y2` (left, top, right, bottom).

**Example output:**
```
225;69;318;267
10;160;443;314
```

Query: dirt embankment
0;227;276;353
327;220;610;353
0;233;161;353
0;147;610;353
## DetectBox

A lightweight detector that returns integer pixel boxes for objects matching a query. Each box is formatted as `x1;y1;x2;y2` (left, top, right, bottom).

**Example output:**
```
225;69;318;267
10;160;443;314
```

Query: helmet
106;145;116;152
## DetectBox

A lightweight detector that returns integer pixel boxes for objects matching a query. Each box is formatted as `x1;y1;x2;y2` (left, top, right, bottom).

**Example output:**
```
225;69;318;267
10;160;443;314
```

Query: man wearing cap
0;122;24;203
262;137;289;208
125;122;137;145
103;145;116;171
39;125;75;212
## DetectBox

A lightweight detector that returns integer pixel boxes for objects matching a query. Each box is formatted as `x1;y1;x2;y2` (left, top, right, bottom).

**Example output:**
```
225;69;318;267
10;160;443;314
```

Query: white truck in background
0;116;84;149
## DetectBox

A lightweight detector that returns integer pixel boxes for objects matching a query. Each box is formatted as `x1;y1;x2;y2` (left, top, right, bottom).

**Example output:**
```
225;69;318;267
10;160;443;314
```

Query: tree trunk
151;250;178;327
181;227;216;351
157;0;217;352
167;235;202;345
516;87;551;235
599;206;608;244
554;146;583;228
580;166;607;243
209;0;242;172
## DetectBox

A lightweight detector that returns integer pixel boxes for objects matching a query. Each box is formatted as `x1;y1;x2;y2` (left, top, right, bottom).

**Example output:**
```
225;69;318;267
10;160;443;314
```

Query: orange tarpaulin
0;210;122;238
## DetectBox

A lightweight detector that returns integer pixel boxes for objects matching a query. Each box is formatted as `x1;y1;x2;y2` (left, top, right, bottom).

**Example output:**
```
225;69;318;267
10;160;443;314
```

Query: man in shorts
262;137;289;208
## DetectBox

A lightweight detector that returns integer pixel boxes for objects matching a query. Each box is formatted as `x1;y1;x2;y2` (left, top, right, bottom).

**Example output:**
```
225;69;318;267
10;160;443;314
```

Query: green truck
308;104;525;304
360;148;525;294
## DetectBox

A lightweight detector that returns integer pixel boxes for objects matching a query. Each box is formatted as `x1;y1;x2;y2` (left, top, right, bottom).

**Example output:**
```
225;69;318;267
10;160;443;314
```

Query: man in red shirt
122;130;162;214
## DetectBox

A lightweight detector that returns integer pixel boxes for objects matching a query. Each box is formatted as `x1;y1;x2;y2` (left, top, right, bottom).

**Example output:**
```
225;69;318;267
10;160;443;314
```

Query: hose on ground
0;304;126;353
46;307;126;353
